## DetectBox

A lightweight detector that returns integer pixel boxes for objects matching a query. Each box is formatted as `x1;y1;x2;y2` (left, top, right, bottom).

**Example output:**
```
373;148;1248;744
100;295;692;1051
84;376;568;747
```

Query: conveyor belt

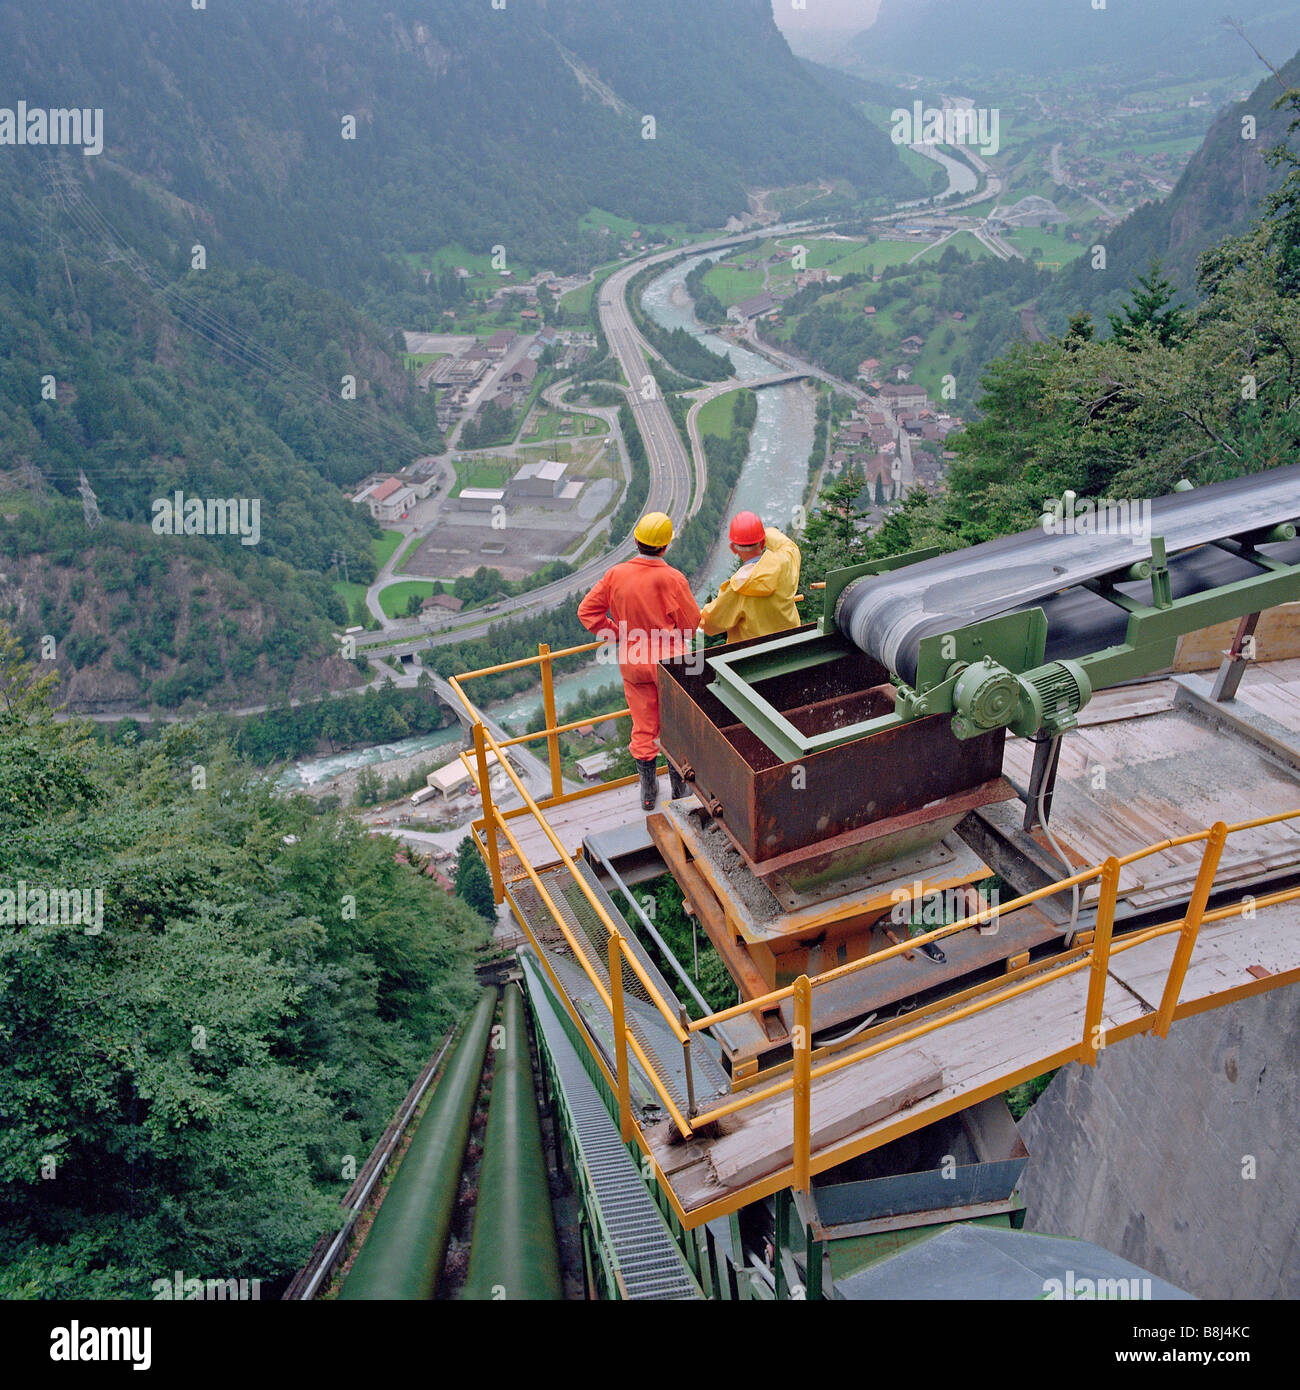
520;954;703;1300
837;465;1300;683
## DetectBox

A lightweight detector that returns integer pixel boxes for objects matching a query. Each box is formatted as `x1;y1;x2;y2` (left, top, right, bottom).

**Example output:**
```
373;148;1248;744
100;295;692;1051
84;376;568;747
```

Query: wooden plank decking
483;663;1300;1226
1003;679;1300;911
648;896;1300;1224
495;775;651;873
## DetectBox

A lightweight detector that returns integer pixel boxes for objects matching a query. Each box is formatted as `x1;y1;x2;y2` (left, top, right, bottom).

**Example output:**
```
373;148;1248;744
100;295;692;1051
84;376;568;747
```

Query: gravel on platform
684;812;782;923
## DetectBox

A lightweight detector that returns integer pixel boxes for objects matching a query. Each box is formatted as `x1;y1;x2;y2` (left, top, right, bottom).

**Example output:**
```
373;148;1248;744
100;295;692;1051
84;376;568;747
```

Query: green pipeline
462;984;562;1301
340;988;497;1300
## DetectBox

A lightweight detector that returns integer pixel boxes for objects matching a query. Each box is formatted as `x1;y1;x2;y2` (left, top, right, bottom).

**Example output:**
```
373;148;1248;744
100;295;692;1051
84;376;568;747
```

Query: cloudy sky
771;0;883;33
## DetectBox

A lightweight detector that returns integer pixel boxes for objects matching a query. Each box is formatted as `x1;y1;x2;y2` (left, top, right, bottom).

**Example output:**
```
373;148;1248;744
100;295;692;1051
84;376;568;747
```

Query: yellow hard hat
634;511;673;547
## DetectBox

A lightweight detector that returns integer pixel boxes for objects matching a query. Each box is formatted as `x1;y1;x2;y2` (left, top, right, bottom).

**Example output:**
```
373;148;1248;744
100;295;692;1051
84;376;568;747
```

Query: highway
358;223;823;656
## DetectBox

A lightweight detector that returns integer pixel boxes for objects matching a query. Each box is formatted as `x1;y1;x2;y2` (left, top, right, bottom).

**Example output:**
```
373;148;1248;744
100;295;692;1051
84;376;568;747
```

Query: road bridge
683;370;818;517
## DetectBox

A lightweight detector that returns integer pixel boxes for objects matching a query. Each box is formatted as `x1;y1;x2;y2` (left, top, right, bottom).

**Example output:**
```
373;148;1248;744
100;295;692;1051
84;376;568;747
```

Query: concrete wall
1017;986;1300;1299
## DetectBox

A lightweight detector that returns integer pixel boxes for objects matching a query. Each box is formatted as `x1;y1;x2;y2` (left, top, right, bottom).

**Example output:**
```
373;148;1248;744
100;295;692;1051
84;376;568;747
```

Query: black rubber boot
636;758;659;811
668;766;688;800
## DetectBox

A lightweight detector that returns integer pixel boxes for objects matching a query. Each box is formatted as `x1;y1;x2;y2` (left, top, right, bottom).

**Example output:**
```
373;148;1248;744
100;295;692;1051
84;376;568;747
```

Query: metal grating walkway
521;954;702;1301
508;857;729;1121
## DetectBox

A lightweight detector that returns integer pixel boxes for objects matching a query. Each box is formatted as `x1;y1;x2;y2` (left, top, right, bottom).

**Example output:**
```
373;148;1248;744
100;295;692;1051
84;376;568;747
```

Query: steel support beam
1209;612;1261;704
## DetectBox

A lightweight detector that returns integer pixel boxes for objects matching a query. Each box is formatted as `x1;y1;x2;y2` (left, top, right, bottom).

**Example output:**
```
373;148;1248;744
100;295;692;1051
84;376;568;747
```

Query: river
277;723;465;789
282;255;817;788
278;662;627;790
895;142;980;208
639;254;817;591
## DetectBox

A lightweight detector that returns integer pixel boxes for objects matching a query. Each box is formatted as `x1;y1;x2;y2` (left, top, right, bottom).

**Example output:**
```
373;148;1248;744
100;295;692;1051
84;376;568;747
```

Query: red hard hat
729;511;765;546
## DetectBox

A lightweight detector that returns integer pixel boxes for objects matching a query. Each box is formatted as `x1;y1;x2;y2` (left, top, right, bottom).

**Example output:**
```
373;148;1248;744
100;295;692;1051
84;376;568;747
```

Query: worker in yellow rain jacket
699;511;801;645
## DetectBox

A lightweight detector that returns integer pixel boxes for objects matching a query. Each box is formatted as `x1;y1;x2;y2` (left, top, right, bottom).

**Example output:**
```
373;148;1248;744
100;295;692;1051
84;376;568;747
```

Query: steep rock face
1162;97;1288;270
1018;986;1300;1299
538;0;903;194
0;0;916;294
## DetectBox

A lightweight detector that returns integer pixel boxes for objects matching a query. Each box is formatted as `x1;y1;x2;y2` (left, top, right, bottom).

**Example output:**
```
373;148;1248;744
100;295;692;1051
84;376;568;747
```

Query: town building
457;486;507;512
353;476;418;522
575;751;617;781
728;292;779;322
876;383;929;408
504;359;538;388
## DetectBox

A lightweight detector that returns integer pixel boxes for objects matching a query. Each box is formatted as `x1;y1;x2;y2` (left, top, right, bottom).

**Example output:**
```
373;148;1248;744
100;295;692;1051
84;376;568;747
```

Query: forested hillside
0;630;488;1297
0;170;419;711
0;0;919;714
0;0;916;315
769;246;1043;411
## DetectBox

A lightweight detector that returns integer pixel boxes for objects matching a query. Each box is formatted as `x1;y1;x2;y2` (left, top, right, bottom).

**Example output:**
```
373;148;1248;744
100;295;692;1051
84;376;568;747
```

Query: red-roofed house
353;475;418;522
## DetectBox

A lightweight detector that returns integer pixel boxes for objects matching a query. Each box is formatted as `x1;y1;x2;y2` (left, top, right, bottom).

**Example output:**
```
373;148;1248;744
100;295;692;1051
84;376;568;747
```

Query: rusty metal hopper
658;635;1011;871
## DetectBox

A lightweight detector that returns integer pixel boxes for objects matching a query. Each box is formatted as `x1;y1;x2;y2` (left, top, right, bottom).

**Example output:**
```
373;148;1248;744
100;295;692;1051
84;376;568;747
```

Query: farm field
1001;226;1089;265
377;580;438;618
697;388;748;440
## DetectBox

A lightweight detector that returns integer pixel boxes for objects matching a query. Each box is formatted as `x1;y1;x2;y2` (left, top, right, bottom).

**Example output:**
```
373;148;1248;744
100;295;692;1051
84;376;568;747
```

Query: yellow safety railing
450;640;1300;1210
449;646;696;1136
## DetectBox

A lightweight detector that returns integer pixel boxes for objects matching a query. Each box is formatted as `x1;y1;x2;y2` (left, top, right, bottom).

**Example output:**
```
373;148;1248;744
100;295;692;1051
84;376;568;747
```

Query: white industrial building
426;750;509;799
510;459;567;497
457;486;507;512
509;459;583;505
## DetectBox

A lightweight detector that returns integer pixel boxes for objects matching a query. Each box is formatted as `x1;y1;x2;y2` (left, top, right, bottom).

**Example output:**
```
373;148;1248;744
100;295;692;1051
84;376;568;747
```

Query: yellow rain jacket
699;527;802;644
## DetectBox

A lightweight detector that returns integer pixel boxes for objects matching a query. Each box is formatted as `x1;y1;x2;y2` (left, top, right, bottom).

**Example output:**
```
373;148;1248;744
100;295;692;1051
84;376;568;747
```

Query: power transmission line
64;190;416;460
19;457;47;499
41;159;434;471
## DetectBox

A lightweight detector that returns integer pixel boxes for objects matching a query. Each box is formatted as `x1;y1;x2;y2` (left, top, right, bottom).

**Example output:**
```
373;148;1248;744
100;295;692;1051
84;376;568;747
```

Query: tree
942;340;1071;542
354;766;383;806
1062;311;1095;351
1107;257;1188;348
455;835;496;923
0;659;487;1296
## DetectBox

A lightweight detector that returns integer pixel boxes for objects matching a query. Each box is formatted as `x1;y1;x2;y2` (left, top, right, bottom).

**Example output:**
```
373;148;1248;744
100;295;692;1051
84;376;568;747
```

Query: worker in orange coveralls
578;511;701;810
